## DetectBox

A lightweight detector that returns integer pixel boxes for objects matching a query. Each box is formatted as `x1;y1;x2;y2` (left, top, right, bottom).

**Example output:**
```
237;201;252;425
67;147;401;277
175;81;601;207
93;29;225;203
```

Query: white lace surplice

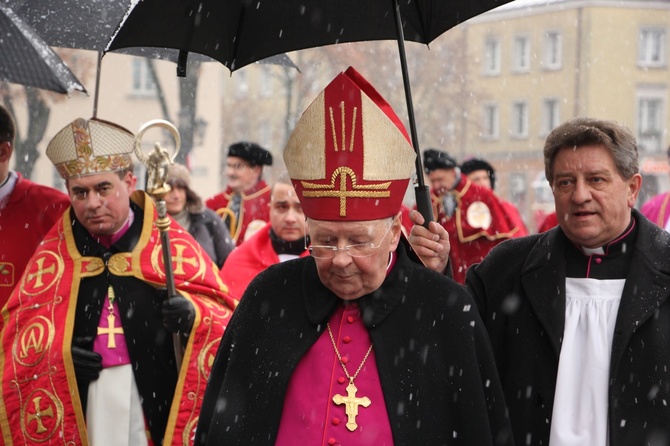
549;278;624;446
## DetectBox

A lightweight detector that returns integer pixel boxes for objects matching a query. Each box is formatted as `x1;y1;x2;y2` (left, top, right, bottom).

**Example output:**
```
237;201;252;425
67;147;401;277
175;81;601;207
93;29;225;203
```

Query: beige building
459;0;670;230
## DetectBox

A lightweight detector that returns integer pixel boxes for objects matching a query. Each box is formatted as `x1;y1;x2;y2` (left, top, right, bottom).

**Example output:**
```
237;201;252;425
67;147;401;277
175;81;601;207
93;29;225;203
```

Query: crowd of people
1;65;670;446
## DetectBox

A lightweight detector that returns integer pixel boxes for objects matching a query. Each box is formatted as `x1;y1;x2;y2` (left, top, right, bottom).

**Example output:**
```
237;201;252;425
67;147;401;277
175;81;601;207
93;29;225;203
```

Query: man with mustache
206;141;273;245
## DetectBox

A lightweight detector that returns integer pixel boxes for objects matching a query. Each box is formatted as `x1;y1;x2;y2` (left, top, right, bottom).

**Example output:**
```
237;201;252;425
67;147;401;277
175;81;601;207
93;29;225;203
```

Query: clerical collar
91;209;135;248
269;227;308;256
0;171;18;208
566;216;637;279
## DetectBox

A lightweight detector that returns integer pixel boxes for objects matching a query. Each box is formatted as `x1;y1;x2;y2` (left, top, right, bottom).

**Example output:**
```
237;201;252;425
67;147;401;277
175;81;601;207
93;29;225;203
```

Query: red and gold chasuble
0;191;234;445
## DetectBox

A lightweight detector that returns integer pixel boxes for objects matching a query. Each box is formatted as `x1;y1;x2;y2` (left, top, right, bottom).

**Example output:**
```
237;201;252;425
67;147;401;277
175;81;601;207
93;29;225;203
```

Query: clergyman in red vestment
0;118;234;446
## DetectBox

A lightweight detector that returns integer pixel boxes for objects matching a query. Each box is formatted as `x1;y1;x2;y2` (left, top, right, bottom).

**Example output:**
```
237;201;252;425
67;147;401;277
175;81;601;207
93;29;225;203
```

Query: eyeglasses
226;162;250;170
308;218;396;259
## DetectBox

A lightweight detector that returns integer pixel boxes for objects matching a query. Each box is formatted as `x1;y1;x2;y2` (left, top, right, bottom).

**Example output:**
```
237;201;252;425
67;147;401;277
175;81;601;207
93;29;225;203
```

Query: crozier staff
0;117;234;445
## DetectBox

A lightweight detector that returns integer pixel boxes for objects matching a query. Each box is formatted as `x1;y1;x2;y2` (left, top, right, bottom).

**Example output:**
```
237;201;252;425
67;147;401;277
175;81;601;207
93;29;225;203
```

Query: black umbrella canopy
0;4;85;94
107;0;514;223
107;0;515;71
4;0;297;69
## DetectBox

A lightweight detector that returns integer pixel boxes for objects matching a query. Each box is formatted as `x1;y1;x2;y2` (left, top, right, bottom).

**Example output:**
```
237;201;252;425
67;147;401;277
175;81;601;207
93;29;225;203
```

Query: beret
228;141;273;166
423;148;457;173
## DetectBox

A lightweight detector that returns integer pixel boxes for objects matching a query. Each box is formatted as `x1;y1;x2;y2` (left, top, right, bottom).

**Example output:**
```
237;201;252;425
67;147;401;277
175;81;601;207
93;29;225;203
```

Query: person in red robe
460;157;529;238
538;210;559;232
205;141;272;245
0;118;234;445
640;144;670;230
219;177;308;303
0;105;70;308
197;67;513;445
423;149;520;284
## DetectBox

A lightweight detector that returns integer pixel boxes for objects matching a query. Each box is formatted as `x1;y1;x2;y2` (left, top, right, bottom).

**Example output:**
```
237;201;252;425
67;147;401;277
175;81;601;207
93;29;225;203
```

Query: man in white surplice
409;117;670;446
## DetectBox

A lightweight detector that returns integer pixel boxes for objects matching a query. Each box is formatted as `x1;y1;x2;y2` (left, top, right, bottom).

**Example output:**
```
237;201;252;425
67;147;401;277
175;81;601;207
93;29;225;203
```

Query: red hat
284;67;415;221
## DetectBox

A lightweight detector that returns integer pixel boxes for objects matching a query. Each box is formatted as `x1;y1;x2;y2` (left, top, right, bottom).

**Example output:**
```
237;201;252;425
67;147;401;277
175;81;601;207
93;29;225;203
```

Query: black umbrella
106;0;515;223
5;0;297;116
0;4;85;94
5;0;297;69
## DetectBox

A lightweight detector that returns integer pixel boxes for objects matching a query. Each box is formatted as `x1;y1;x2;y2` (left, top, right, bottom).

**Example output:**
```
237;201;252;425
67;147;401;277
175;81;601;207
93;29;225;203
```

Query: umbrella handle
392;0;433;227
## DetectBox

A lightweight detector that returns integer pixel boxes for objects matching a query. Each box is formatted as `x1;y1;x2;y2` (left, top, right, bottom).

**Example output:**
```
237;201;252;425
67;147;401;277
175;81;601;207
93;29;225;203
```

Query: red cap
284;67;415;221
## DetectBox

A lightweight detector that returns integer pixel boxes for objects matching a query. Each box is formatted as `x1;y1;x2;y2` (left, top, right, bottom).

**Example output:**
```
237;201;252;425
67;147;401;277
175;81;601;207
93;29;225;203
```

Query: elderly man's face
308;215;401;301
269;182;305;242
552;144;641;248
226;156;261;192
428;168;457;196
67;170;136;236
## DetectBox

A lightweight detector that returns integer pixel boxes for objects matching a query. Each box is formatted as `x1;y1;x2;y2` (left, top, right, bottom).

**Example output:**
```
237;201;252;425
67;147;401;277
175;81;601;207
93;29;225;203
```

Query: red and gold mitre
284;67;416;221
46;118;135;179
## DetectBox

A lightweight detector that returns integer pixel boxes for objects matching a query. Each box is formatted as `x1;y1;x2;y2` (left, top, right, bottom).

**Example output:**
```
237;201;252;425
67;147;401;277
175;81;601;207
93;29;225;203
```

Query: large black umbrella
106;0;515;223
0;4;85;94
5;0;297;69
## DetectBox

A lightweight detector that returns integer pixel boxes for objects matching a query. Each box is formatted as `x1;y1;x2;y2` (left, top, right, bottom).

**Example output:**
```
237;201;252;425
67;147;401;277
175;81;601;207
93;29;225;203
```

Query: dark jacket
187;207;234;268
196;243;514;445
466;209;670;446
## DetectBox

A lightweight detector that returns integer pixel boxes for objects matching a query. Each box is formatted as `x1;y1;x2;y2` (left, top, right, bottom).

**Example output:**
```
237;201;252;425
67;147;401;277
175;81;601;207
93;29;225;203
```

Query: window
511;101;529;138
513;36;531;72
131;58;156;96
482;104;499;139
639;27;667;67
543;31;562;70
484;37;501;75
637;92;665;153
541;98;560;135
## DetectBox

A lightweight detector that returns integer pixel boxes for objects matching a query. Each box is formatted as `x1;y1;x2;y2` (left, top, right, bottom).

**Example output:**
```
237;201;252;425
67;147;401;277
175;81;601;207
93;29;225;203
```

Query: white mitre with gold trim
284;66;415;221
46;118;135;179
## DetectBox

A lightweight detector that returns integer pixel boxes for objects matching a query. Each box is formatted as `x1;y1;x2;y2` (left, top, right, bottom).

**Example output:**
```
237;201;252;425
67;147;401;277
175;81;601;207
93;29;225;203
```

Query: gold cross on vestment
27;257;55;288
171;244;198;275
97;313;124;348
332;380;371;431
26;396;54;434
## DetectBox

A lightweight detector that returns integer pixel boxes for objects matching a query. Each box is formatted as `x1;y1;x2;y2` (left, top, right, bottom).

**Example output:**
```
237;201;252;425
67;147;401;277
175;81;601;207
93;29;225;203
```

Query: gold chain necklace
327;322;373;432
97;285;124;348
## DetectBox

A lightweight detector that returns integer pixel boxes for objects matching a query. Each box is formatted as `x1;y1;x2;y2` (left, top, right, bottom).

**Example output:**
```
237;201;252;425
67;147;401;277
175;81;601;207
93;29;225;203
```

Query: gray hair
544;117;639;183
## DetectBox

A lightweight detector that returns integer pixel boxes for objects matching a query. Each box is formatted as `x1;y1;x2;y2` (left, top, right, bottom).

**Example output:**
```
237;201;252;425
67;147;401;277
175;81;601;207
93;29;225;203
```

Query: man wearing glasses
196;67;513;445
206;141;273;245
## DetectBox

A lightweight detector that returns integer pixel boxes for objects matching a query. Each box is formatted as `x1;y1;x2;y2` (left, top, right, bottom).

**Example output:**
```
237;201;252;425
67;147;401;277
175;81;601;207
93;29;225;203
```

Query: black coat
196;243;514;445
467;210;670;446
187;207;234;268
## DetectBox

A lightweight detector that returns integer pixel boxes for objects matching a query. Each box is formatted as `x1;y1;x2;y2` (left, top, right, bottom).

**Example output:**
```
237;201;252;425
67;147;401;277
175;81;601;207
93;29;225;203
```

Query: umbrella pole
392;0;434;226
92;51;102;118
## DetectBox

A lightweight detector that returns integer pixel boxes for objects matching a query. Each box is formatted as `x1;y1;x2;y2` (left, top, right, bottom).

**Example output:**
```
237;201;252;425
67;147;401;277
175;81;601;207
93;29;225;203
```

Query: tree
0;48;94;179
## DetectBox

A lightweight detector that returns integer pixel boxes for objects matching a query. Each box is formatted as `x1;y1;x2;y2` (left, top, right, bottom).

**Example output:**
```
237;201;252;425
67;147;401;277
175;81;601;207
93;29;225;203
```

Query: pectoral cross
332;380;371;431
97;312;124;349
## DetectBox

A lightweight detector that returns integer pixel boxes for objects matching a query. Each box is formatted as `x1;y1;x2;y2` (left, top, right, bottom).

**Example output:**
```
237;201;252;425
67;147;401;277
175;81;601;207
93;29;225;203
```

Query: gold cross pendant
333;380;371;431
97;313;124;349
